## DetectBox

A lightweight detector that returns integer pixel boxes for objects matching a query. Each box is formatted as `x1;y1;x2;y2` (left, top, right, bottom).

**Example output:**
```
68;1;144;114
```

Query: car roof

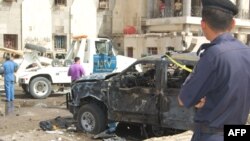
137;52;199;66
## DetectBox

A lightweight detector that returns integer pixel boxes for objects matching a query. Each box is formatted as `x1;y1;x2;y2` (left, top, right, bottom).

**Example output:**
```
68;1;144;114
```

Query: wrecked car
66;52;199;137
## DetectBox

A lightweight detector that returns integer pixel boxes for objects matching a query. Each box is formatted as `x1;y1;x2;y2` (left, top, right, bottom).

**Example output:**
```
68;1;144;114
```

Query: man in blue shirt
178;0;250;141
3;55;18;102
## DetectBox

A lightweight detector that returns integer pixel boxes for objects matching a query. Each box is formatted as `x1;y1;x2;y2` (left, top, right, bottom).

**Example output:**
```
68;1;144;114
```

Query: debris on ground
45;130;64;135
93;129;126;141
144;130;193;141
39;116;74;131
93;130;117;139
103;136;126;141
40;120;53;131
93;122;121;140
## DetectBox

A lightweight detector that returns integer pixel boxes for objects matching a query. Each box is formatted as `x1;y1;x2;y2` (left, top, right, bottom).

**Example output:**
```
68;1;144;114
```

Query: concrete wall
236;0;249;19
112;0;146;34
22;0;52;49
1;0;108;53
124;34;208;59
52;0;72;51
97;0;115;37
97;10;112;37
0;0;22;49
22;0;99;51
121;0;250;59
71;0;98;38
124;35;144;58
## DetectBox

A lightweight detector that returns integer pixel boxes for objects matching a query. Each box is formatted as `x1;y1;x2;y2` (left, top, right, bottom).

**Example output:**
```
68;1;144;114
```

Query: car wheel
147;125;165;137
29;77;52;99
21;84;30;94
77;104;106;134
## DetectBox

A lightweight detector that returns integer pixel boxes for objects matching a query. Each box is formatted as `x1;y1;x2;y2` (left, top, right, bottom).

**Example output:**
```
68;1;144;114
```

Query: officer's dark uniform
179;0;250;141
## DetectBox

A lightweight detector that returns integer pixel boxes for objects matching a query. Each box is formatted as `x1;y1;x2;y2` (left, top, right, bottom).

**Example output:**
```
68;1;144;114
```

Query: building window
4;0;17;2
4;34;18;50
55;0;67;6
54;35;67;51
127;47;133;57
99;0;109;9
95;40;110;55
166;46;175;52
147;47;158;55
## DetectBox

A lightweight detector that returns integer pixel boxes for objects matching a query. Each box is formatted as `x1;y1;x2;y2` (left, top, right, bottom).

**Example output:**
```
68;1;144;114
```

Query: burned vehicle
67;52;199;136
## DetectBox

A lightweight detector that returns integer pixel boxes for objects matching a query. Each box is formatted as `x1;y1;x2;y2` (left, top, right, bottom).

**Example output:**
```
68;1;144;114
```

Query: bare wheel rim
81;112;96;132
33;81;49;96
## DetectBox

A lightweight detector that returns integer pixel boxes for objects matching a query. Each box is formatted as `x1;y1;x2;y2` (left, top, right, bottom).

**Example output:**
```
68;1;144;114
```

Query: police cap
202;0;238;16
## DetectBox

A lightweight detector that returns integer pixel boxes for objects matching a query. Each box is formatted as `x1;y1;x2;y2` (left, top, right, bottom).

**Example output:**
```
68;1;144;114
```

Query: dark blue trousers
4;81;14;101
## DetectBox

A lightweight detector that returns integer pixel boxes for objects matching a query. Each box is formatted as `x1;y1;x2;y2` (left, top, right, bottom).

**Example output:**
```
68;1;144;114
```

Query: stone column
237;34;248;44
183;0;192;16
147;0;154;18
238;0;249;19
236;0;249;45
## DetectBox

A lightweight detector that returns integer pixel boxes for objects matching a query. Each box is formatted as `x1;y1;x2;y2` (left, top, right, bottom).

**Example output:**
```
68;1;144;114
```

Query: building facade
0;0;250;59
0;0;111;58
0;0;22;51
111;0;250;59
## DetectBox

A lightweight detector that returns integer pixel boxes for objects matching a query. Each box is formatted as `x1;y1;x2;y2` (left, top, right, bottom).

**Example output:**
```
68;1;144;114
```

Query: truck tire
21;84;30;95
51;59;61;67
64;59;73;67
24;43;47;53
77;104;106;134
29;77;52;99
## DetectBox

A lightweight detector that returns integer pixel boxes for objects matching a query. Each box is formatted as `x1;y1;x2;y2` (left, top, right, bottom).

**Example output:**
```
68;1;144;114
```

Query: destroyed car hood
171;52;199;65
77;72;119;81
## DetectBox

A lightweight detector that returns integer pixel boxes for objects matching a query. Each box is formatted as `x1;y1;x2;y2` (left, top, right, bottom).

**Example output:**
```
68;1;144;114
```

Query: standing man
159;0;166;17
174;0;182;16
178;0;250;141
3;55;18;102
68;57;85;82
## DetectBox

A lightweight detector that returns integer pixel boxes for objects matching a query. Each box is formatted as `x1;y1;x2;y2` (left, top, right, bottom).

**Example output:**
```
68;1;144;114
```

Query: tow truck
18;36;136;99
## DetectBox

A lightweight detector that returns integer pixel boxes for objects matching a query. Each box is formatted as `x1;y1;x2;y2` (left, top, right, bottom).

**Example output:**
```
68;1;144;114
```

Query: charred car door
108;61;160;124
159;61;195;130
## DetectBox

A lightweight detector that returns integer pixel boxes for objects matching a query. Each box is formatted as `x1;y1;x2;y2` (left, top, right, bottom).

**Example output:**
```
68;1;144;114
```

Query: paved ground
0;76;194;141
0;78;97;141
1;78;250;141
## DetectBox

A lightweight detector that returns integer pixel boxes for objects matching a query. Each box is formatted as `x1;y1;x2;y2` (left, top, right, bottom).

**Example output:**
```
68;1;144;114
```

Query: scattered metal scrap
39;116;74;131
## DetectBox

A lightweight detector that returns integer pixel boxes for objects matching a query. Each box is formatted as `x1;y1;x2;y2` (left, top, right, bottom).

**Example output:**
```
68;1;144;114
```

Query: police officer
178;0;250;141
3;55;18;102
